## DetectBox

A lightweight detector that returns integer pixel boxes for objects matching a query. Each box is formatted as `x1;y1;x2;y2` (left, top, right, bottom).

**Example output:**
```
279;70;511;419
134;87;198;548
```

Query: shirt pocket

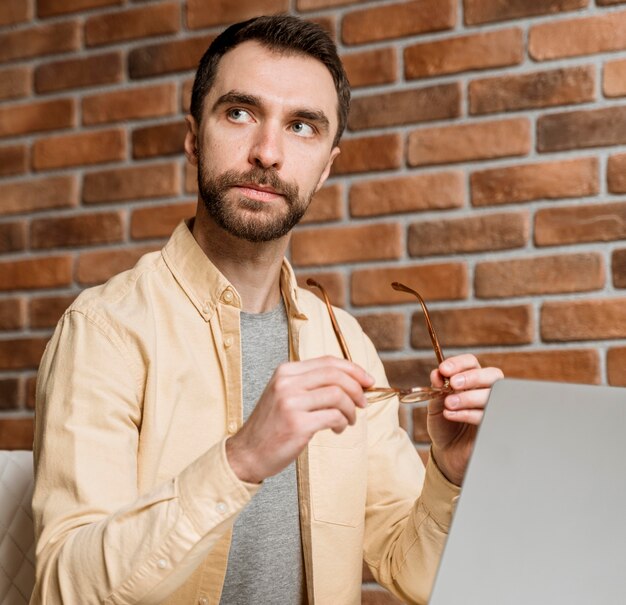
308;440;367;528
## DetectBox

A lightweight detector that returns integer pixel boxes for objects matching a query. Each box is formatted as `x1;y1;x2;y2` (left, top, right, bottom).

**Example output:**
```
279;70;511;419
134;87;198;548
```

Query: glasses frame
307;278;451;404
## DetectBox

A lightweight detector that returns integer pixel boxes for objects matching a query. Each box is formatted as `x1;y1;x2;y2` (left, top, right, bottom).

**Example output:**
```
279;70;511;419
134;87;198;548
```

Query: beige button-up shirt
32;221;459;605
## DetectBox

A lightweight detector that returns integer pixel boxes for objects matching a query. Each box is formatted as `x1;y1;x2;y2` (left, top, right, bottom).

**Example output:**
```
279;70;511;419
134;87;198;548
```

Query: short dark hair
190;15;350;147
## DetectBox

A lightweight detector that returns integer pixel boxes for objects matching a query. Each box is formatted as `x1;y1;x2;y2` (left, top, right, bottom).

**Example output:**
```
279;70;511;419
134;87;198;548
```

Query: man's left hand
428;354;503;486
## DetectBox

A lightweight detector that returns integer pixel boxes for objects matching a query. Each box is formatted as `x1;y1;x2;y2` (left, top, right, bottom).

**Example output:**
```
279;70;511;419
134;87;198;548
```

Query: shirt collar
161;220;307;322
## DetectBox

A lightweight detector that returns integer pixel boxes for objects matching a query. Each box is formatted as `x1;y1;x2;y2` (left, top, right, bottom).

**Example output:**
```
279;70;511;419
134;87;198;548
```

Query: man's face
187;41;341;243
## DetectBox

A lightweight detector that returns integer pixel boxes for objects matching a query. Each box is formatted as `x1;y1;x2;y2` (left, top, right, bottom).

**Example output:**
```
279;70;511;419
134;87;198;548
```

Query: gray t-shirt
219;301;305;605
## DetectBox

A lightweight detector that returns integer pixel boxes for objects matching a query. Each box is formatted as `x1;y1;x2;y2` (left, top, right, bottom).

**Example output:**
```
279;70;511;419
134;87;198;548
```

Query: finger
275;356;374;387
445;388;491;412
442;407;483;425
447;366;504;392
279;366;369;408
297;386;360;425
307;408;350;436
439;354;482;377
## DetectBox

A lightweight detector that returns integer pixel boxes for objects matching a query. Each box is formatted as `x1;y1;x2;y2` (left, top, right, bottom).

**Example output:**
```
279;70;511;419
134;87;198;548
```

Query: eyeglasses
306;278;452;404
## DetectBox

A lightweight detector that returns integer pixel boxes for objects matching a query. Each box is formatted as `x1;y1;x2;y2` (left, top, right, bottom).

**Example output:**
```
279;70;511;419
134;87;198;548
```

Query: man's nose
248;122;284;170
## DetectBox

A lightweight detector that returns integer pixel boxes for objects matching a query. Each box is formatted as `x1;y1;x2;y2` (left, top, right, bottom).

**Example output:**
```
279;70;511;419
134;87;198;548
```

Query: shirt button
157;558;168;569
216;502;227;514
224;336;233;348
199;598;209;605
222;289;234;304
228;421;237;434
202;303;210;314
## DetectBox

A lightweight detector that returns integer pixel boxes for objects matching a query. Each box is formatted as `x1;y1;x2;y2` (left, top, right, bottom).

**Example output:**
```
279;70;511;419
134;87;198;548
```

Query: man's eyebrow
212;91;261;111
292;109;330;132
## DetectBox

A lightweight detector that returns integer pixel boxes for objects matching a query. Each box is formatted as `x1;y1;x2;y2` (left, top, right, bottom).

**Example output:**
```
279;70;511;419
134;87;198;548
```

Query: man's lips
234;183;284;201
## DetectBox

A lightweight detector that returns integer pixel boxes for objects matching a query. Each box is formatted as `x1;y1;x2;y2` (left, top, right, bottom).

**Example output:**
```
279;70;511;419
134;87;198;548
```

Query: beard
197;154;314;243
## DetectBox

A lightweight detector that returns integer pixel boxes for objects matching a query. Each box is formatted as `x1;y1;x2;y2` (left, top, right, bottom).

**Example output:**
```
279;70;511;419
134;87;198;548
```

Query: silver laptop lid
429;378;626;605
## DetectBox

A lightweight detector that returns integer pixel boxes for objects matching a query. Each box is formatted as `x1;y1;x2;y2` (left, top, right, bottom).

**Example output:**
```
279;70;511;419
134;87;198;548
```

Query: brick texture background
2;0;626;601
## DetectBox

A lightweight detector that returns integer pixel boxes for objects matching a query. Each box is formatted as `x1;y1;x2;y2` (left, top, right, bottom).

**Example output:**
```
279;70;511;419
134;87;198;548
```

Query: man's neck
191;209;290;314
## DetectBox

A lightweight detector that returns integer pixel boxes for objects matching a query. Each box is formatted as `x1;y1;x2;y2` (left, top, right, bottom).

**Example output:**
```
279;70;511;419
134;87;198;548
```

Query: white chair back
0;450;35;605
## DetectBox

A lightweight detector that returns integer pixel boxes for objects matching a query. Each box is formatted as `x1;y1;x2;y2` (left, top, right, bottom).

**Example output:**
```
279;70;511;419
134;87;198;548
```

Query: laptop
428;378;626;605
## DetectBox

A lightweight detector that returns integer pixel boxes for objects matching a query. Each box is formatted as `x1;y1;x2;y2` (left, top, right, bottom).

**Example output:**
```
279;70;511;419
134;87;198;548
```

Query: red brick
181;78;194;113
341;48;397;88
464;0;588;25
295;271;346;307
412;305;533;348
331;134;402;175
0;378;20;411
541;298;626;341
76;245;158;286
383;357;435;394
85;2;180;47
607;347;626;386
25;375;36;410
0;98;74;138
29;295;76;329
82;83;176;125
361;588;404;605
0;0;32;25
308;16;336;41
405;29;523;80
604;59;626;97
470;66;595;115
477;349;601;384
0;176;78;216
408;118;530;167
31;213;124;250
471;157;598;206
0;66;31;101
351;263;468;307
186;0;288;29
0;338;48;370
128;35;214;79
597;0;626;4
132;121;187;159
300;184;343;224
83;162;180;204
412;407;431;444
291;223;402;267
35;52;123;94
611;249;626;288
131;202;196;240
0;21;80;63
33;129;126;170
38;0;121;17
408;212;528;257
350;171;464;218
0;298;25;330
297;0;361;9
475;253;604;298
0;222;26;254
0;145;28;177
535;201;626;246
342;0;456;45
0;256;72;291
0;417;34;450
529;10;626;60
538;106;626;152
356;313;405;351
607;153;626;193
348;83;460;131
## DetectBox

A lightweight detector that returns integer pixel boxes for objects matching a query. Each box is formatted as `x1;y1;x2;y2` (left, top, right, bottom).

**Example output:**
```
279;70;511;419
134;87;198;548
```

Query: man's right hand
225;356;374;484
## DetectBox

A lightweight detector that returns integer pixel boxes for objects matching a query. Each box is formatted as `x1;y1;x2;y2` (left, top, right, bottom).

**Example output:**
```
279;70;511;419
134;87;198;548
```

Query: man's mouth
235;183;283;201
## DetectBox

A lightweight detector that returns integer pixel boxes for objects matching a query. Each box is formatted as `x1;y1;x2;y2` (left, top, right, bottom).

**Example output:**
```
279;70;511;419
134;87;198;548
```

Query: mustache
217;168;299;199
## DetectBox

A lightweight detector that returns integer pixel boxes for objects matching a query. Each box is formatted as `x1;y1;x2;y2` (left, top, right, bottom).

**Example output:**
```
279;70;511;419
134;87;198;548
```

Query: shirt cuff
177;437;261;536
419;449;461;530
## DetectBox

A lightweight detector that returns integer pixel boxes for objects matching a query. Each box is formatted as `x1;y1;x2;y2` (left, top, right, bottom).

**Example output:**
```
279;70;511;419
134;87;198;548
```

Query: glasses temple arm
306;278;353;362
391;281;446;366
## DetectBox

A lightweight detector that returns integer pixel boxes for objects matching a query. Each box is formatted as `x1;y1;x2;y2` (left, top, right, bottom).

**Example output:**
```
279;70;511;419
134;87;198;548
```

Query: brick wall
1;0;626;600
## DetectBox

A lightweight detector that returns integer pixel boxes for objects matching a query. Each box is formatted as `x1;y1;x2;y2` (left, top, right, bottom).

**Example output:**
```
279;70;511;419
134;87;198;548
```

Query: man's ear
314;146;341;193
184;114;199;166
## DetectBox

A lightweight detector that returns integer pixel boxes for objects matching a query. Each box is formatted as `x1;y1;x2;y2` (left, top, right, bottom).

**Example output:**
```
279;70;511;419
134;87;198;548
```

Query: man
31;15;503;605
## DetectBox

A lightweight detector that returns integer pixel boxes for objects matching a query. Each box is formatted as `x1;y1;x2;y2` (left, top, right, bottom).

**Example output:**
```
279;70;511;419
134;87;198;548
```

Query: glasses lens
398;387;446;404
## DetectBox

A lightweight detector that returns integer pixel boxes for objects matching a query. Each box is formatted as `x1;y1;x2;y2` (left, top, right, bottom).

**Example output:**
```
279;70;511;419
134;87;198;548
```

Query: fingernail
441;361;453;374
451;375;465;389
447;395;461;408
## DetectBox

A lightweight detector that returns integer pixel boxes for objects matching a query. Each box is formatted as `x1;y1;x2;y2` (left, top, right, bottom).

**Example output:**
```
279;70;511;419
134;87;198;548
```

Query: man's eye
227;108;252;122
291;122;314;137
